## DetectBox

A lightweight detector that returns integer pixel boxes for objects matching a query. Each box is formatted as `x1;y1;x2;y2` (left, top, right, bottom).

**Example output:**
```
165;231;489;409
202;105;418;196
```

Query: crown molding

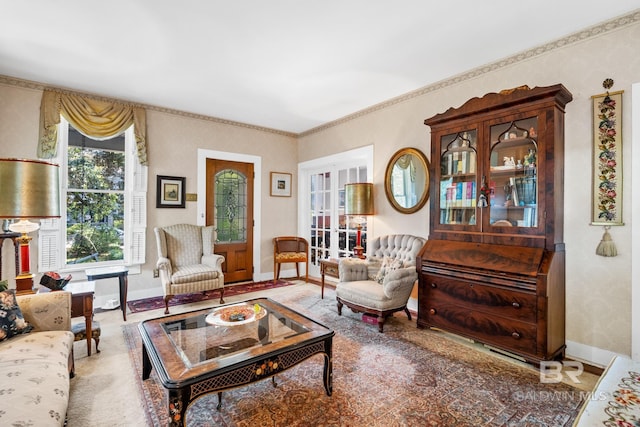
1;9;638;139
0;75;297;138
299;9;640;137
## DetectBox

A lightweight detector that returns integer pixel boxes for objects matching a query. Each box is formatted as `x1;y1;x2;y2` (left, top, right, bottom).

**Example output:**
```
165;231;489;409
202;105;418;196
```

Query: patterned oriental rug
123;287;586;426
126;279;296;313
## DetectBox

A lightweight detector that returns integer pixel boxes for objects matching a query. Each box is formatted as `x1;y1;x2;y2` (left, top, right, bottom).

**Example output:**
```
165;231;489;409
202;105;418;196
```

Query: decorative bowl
39;274;71;291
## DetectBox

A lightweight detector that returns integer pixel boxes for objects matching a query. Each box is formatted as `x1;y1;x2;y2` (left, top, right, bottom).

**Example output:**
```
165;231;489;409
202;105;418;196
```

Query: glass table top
162;300;309;367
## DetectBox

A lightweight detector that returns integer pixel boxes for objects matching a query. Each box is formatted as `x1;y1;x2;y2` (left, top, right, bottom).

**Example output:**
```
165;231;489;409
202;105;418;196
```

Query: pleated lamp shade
344;183;374;216
0;158;60;220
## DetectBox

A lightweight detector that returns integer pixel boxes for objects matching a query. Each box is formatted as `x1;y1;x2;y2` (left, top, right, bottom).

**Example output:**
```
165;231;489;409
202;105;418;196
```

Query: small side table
86;266;129;321
319;258;340;299
66;281;97;356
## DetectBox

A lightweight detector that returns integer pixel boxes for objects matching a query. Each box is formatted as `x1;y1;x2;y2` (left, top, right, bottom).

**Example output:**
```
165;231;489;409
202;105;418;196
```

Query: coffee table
138;298;334;426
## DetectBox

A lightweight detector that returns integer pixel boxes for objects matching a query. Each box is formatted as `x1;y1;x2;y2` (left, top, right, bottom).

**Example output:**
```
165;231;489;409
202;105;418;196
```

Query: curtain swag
38;90;148;165
395;154;416;182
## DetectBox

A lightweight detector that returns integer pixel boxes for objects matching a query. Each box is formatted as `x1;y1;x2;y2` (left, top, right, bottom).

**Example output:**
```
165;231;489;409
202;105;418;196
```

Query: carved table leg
323;339;333;396
168;388;189;426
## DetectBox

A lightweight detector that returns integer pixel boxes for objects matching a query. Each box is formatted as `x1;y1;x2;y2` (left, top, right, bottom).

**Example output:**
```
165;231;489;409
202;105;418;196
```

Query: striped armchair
154;224;225;314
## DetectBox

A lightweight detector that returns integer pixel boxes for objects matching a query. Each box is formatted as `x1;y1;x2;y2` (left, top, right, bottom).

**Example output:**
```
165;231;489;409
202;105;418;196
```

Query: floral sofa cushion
0;291;74;427
0;289;33;341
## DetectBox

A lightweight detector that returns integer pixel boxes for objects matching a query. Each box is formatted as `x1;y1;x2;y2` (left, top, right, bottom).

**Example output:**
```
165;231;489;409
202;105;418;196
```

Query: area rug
123;287;586;426
126;279;295;313
573;355;640;426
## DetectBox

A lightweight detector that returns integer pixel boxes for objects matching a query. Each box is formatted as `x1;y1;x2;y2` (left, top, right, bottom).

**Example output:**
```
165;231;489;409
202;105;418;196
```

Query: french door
307;164;369;276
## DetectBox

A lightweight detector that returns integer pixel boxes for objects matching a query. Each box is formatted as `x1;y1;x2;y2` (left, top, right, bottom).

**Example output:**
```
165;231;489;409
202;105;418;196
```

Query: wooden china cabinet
416;84;573;364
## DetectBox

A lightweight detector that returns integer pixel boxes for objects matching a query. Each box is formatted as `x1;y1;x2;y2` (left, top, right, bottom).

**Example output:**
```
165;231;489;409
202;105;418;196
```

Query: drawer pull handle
511;332;521;339
430;283;437;288
512;302;521;308
429;308;437;315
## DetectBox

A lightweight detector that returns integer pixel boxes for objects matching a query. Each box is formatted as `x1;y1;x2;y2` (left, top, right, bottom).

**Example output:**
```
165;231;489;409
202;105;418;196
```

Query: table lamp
344;183;374;259
0;159;60;293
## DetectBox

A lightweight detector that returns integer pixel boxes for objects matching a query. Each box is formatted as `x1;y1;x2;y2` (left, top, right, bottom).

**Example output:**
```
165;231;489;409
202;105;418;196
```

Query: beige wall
0;81;298;301
298;19;640;361
1;14;638;364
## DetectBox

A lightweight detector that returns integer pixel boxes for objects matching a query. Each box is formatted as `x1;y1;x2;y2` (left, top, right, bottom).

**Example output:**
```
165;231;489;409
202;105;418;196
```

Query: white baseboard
565;340;627;368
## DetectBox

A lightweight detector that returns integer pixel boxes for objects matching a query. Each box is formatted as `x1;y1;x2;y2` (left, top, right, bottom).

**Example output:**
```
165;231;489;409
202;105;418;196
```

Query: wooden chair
273;236;309;283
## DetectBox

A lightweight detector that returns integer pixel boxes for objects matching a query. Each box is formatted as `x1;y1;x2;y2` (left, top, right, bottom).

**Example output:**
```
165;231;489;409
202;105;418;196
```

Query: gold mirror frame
384;147;430;214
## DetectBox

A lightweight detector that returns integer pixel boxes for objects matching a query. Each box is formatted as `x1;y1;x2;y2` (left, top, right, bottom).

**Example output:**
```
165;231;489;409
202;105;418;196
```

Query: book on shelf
523;206;536;227
461;151;468;174
453;152;460;175
440;178;453;208
465;181;475;207
469;151;476;174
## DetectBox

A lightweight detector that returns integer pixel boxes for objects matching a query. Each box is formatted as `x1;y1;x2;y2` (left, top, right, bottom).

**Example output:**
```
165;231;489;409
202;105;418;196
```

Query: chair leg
377;316;385;333
94;336;101;353
295;263;300;280
404;307;412;321
274;264;281;283
219;287;225;304
164;295;173;314
337;300;343;315
274;261;277;284
305;260;309;282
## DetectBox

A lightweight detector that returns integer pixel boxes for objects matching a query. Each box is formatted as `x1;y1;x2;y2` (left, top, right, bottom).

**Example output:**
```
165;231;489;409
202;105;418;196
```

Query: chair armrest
382;267;418;299
202;254;225;270
157;257;173;275
16;291;72;332
338;258;368;281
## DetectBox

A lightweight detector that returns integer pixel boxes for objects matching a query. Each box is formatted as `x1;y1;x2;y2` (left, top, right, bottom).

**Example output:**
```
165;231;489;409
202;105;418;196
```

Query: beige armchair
154;224;225;314
336;234;426;332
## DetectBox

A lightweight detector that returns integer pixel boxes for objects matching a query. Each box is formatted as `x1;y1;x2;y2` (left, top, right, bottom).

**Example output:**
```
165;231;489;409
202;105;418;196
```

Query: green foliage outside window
66;138;125;264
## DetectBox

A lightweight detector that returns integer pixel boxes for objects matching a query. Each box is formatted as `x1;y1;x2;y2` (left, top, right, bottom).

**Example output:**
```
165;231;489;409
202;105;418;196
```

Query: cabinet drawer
422;275;536;322
423;302;537;355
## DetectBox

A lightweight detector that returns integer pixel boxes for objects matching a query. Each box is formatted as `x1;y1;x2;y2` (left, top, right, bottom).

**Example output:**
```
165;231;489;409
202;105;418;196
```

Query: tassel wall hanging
595;226;617;257
591;79;623;256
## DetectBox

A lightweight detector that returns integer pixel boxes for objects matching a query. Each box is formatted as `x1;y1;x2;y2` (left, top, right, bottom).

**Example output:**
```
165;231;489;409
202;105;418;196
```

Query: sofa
0;290;75;426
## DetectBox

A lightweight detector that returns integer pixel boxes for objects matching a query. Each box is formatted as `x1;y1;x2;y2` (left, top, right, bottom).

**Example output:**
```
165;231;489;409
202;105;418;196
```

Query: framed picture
270;172;292;197
591;90;623;225
156;175;185;208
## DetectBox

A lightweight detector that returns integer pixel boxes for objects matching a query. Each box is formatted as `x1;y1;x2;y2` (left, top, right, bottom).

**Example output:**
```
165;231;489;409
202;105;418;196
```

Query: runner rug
123;286;587;426
126;279;295;313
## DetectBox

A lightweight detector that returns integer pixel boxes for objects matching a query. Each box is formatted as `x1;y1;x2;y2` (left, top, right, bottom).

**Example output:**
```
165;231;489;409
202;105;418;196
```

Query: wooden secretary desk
417;84;573;364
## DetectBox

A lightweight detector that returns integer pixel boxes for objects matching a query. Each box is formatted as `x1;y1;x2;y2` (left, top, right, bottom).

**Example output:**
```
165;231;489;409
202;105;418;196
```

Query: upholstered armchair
336;234;426;332
154;224;225;314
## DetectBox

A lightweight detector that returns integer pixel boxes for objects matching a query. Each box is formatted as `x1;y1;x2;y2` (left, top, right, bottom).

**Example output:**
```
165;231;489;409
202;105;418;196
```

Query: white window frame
38;117;147;273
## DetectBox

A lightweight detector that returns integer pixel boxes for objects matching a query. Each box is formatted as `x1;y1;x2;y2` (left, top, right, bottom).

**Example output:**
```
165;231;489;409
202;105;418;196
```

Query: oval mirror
384;147;430;214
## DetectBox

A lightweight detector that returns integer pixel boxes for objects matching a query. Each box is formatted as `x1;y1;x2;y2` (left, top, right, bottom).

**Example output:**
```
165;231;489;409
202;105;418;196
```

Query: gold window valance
38;89;148;165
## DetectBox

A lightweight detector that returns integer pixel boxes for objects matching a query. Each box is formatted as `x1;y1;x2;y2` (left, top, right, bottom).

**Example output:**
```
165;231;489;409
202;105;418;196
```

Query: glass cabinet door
438;130;478;226
487;117;538;228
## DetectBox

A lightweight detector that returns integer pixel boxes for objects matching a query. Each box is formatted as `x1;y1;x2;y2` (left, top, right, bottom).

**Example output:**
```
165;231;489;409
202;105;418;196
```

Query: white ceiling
1;1;638;134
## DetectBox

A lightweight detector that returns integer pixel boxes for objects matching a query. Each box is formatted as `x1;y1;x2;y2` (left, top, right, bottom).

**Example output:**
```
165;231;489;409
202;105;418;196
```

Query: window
38;118;147;271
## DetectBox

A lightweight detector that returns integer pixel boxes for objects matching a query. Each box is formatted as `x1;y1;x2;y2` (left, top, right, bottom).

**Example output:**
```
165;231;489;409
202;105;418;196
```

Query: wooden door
206;159;254;283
